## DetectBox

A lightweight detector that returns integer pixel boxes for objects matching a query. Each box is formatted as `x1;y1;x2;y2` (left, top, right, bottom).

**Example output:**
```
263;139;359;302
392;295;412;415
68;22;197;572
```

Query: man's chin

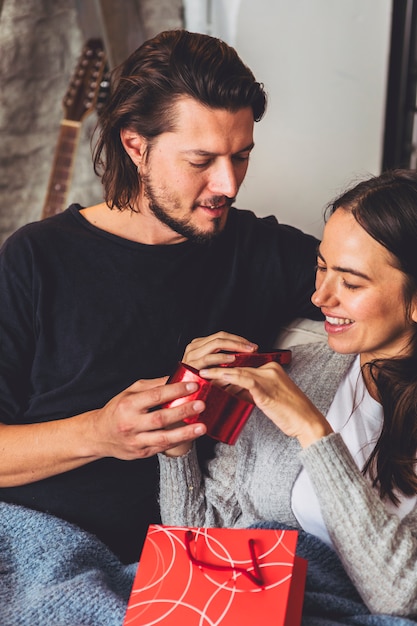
187;228;223;245
148;200;228;243
190;217;228;243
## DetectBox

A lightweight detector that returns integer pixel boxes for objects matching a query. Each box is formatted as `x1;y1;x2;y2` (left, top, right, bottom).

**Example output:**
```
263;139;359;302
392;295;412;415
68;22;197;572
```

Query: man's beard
142;174;231;244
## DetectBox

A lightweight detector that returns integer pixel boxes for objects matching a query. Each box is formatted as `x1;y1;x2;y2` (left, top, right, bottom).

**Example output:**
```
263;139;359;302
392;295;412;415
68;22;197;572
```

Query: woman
158;169;417;617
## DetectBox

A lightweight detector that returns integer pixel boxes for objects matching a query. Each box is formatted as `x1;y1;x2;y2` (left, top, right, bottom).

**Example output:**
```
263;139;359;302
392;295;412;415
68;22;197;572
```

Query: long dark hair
93;29;267;211
326;169;417;504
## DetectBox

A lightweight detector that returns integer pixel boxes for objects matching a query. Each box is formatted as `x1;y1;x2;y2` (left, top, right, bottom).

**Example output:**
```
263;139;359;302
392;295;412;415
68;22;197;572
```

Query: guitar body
41;39;107;219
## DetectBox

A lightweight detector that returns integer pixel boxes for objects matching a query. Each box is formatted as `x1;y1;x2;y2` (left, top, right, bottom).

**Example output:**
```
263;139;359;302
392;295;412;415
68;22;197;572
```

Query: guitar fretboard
42;120;81;219
41;120;81;219
40;38;107;220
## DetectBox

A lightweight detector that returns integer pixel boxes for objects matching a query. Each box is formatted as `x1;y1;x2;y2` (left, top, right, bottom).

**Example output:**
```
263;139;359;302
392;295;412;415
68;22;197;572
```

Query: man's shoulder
5;205;77;236
2;205;81;246
228;207;279;231
0;206;82;269
228;207;319;244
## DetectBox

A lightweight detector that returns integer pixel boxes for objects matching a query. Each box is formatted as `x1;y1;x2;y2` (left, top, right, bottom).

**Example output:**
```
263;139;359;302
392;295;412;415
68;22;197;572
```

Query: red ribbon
184;530;265;587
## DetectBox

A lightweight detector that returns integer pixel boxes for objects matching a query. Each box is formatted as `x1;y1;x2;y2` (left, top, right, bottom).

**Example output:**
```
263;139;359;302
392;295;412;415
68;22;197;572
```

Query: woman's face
312;208;417;365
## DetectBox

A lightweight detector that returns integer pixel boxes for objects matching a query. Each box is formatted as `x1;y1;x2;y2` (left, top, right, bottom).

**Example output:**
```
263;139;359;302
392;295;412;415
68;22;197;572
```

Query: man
0;30;320;564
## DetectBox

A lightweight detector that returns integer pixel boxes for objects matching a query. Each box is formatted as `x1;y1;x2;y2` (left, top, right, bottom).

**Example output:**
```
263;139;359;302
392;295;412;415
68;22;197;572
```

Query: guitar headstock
95;65;111;117
62;38;107;122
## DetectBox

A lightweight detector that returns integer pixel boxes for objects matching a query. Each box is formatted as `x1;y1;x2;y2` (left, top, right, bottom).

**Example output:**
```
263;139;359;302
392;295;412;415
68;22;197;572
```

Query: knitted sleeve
301;433;417;615
158;441;242;527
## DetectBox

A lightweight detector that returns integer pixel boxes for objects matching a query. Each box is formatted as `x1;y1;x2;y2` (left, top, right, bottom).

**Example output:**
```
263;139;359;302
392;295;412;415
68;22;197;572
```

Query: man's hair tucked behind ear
93;29;267;211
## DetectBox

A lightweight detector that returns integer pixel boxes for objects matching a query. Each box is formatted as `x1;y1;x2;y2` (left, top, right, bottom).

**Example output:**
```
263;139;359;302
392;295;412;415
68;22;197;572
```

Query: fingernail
186;382;199;392
192;400;205;412
194;425;205;435
199;369;209;376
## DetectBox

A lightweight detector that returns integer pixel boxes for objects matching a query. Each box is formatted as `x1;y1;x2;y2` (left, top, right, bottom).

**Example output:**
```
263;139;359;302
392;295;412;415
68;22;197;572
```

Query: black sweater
0;204;320;562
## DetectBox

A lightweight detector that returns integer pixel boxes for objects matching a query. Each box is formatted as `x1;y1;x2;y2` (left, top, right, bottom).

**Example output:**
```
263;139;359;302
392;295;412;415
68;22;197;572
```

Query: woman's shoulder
289;341;353;368
287;343;355;415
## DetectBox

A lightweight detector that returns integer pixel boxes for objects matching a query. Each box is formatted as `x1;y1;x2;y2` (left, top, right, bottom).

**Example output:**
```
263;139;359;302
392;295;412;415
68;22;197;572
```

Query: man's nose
208;160;239;198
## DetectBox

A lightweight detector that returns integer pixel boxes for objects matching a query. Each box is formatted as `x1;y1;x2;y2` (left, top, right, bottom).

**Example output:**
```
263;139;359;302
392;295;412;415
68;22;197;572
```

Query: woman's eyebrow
317;248;370;280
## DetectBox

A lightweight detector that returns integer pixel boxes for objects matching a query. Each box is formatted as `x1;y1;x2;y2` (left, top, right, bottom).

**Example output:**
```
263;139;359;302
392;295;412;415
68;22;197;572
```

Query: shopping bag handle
184;530;264;587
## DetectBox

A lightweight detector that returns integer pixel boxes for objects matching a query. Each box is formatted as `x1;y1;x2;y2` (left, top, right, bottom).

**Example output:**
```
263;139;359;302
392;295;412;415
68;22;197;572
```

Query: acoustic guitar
41;39;108;219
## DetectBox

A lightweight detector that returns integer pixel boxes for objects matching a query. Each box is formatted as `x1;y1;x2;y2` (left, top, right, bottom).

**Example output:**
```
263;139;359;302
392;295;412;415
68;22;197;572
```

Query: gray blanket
0;503;415;625
254;521;417;626
0;502;135;625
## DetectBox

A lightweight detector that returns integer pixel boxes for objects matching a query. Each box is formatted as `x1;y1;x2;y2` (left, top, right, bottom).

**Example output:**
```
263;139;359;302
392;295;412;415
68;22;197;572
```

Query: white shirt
291;355;417;546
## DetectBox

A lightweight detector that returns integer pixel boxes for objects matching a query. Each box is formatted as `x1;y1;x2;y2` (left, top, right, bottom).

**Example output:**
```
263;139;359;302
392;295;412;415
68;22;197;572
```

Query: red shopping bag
123;525;307;626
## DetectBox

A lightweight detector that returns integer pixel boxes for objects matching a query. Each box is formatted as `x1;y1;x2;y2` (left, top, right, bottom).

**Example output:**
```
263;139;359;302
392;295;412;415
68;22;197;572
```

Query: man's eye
190;161;210;169
232;154;250;162
315;264;326;273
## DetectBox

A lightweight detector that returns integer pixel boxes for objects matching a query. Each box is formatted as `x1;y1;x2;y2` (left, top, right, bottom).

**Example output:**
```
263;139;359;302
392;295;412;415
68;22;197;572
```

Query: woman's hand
199;363;333;448
182;331;258;371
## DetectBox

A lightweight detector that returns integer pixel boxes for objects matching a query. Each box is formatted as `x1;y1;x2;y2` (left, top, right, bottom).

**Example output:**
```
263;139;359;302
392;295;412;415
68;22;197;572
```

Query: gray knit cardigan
158;342;417;616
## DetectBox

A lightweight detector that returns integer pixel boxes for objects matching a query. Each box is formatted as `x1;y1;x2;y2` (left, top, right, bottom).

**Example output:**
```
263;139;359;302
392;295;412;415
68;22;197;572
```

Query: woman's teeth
326;316;354;325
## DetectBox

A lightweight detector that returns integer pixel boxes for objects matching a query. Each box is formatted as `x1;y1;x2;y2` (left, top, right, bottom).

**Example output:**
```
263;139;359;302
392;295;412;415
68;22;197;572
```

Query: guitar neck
41;39;107;220
41;120;81;219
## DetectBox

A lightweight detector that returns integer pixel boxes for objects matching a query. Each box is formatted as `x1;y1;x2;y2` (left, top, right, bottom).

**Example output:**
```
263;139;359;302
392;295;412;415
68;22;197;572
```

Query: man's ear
120;129;148;167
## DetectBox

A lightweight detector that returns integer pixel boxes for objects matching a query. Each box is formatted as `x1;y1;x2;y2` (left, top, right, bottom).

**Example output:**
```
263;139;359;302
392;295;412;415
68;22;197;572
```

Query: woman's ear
410;295;417;324
120;129;148;167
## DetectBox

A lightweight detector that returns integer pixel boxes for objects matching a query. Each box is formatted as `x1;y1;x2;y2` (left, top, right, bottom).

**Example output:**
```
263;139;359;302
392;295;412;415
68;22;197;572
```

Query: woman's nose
311;279;338;308
311;288;321;307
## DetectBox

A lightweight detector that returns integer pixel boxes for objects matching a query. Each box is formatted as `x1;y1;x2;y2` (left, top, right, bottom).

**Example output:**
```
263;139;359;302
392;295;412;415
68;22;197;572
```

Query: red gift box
123;525;307;626
163;363;254;445
163;350;292;445
220;349;292;368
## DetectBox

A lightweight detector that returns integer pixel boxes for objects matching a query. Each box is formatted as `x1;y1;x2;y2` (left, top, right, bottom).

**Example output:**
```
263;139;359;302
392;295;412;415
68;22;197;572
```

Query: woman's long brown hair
326;169;417;504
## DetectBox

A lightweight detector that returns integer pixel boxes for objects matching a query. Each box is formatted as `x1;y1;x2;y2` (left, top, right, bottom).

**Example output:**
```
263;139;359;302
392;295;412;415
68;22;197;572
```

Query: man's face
138;97;255;243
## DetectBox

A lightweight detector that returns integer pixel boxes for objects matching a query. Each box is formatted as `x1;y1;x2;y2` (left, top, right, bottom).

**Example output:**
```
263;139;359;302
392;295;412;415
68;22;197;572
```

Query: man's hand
86;377;207;460
0;377;207;487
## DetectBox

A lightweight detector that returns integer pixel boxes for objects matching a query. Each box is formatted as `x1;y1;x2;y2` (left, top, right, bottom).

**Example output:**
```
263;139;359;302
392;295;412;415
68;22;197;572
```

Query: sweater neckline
67;203;198;252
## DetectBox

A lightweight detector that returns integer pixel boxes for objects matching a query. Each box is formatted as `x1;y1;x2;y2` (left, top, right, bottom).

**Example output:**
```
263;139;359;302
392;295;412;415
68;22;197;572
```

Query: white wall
185;0;393;238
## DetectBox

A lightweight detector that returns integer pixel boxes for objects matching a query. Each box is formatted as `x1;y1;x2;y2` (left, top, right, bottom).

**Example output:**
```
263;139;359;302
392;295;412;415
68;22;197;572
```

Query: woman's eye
315;264;326;273
342;280;360;290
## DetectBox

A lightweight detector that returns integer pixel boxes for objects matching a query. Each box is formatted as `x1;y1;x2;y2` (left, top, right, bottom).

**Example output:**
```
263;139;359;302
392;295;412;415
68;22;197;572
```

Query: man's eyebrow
181;142;255;157
316;249;371;280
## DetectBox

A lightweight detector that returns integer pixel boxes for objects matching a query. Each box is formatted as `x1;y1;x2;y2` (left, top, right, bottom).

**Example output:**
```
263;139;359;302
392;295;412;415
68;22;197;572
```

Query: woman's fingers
183;332;258;370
